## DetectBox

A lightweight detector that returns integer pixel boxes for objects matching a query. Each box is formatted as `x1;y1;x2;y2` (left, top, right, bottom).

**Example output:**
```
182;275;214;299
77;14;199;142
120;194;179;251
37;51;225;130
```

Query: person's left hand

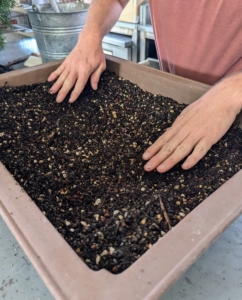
142;73;242;173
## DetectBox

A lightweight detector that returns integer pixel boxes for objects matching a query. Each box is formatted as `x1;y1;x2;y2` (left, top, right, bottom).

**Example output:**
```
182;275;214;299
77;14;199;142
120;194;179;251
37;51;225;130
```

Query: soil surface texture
0;71;242;274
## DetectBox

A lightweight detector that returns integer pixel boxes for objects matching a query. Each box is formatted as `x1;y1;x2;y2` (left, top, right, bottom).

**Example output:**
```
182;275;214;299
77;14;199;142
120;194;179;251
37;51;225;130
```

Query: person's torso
149;0;242;84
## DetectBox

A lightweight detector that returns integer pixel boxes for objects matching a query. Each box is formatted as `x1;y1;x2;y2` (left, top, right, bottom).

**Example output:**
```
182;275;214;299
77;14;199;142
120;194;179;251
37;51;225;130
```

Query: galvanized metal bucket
27;2;89;63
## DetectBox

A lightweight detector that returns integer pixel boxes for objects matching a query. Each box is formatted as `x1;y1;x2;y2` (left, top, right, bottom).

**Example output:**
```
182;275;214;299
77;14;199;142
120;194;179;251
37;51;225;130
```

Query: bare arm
81;0;129;40
48;0;130;103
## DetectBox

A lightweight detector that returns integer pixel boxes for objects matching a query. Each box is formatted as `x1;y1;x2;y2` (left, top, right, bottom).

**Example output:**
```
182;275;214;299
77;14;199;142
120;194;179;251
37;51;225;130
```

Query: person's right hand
48;32;106;103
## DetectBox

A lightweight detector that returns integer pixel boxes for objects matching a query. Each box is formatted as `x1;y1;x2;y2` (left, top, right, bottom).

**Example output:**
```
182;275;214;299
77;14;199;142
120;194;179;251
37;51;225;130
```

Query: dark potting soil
0;71;242;274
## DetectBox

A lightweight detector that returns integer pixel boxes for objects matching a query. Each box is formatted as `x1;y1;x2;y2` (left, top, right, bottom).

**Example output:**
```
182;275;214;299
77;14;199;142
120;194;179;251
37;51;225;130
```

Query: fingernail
143;152;150;160
49;89;54;94
69;97;74;103
56;96;61;103
182;161;189;169
157;163;166;172
144;162;152;170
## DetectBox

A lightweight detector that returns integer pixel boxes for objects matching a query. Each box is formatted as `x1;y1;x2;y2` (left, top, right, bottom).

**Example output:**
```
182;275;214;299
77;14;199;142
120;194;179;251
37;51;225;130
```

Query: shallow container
0;56;242;300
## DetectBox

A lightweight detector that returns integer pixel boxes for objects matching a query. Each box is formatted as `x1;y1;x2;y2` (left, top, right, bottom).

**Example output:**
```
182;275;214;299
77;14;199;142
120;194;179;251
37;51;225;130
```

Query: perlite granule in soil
0;71;242;274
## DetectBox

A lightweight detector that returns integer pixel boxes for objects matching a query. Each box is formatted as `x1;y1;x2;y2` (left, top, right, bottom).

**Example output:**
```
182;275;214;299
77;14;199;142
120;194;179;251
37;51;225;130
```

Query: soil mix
0;71;242;274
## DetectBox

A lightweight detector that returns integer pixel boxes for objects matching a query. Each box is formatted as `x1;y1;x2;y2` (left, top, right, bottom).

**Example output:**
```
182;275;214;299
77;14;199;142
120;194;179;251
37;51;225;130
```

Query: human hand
48;32;106;103
143;74;242;172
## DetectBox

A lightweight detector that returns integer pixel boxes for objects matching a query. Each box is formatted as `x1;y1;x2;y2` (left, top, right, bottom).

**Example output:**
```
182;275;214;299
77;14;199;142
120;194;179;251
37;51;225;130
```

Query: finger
142;128;174;160
157;131;211;172
144;143;177;171
90;60;106;90
143;123;191;161
50;71;70;95
69;75;89;103
144;129;190;171
48;64;65;82
69;60;106;103
156;141;195;173
182;138;210;170
143;109;198;161
56;74;77;103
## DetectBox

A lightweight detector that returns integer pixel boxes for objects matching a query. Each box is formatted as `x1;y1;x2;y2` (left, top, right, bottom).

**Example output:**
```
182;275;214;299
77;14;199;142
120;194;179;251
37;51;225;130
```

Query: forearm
79;0;129;42
214;71;242;113
215;70;242;86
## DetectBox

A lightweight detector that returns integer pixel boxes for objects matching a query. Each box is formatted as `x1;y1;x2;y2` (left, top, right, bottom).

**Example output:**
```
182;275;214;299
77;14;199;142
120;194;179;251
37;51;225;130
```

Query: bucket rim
27;3;90;14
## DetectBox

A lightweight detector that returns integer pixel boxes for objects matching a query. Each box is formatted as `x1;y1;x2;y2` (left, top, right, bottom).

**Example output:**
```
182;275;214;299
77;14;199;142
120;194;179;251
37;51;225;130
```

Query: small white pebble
157;214;162;221
94;214;99;221
100;250;109;256
109;247;115;255
94;198;101;206
97;231;104;240
96;255;101;265
81;221;90;227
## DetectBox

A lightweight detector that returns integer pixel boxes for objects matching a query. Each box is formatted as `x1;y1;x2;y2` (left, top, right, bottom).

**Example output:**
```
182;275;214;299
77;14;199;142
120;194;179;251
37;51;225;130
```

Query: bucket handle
49;0;60;13
32;1;85;14
32;5;41;13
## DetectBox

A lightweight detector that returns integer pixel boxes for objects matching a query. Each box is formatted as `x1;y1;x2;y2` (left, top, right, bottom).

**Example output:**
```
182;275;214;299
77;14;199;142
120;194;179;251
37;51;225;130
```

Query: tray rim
0;56;241;300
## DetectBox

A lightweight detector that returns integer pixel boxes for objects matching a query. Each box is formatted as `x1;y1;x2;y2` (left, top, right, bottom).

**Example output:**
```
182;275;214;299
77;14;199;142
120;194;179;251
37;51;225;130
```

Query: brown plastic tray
0;57;242;300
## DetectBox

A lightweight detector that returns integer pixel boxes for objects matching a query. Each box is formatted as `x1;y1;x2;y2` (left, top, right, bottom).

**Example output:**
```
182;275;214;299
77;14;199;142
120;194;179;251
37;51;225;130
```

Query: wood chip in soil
0;70;242;274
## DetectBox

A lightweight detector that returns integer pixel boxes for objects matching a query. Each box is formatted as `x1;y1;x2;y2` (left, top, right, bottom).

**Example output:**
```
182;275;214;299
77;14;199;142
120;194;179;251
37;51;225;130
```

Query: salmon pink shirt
149;0;242;84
